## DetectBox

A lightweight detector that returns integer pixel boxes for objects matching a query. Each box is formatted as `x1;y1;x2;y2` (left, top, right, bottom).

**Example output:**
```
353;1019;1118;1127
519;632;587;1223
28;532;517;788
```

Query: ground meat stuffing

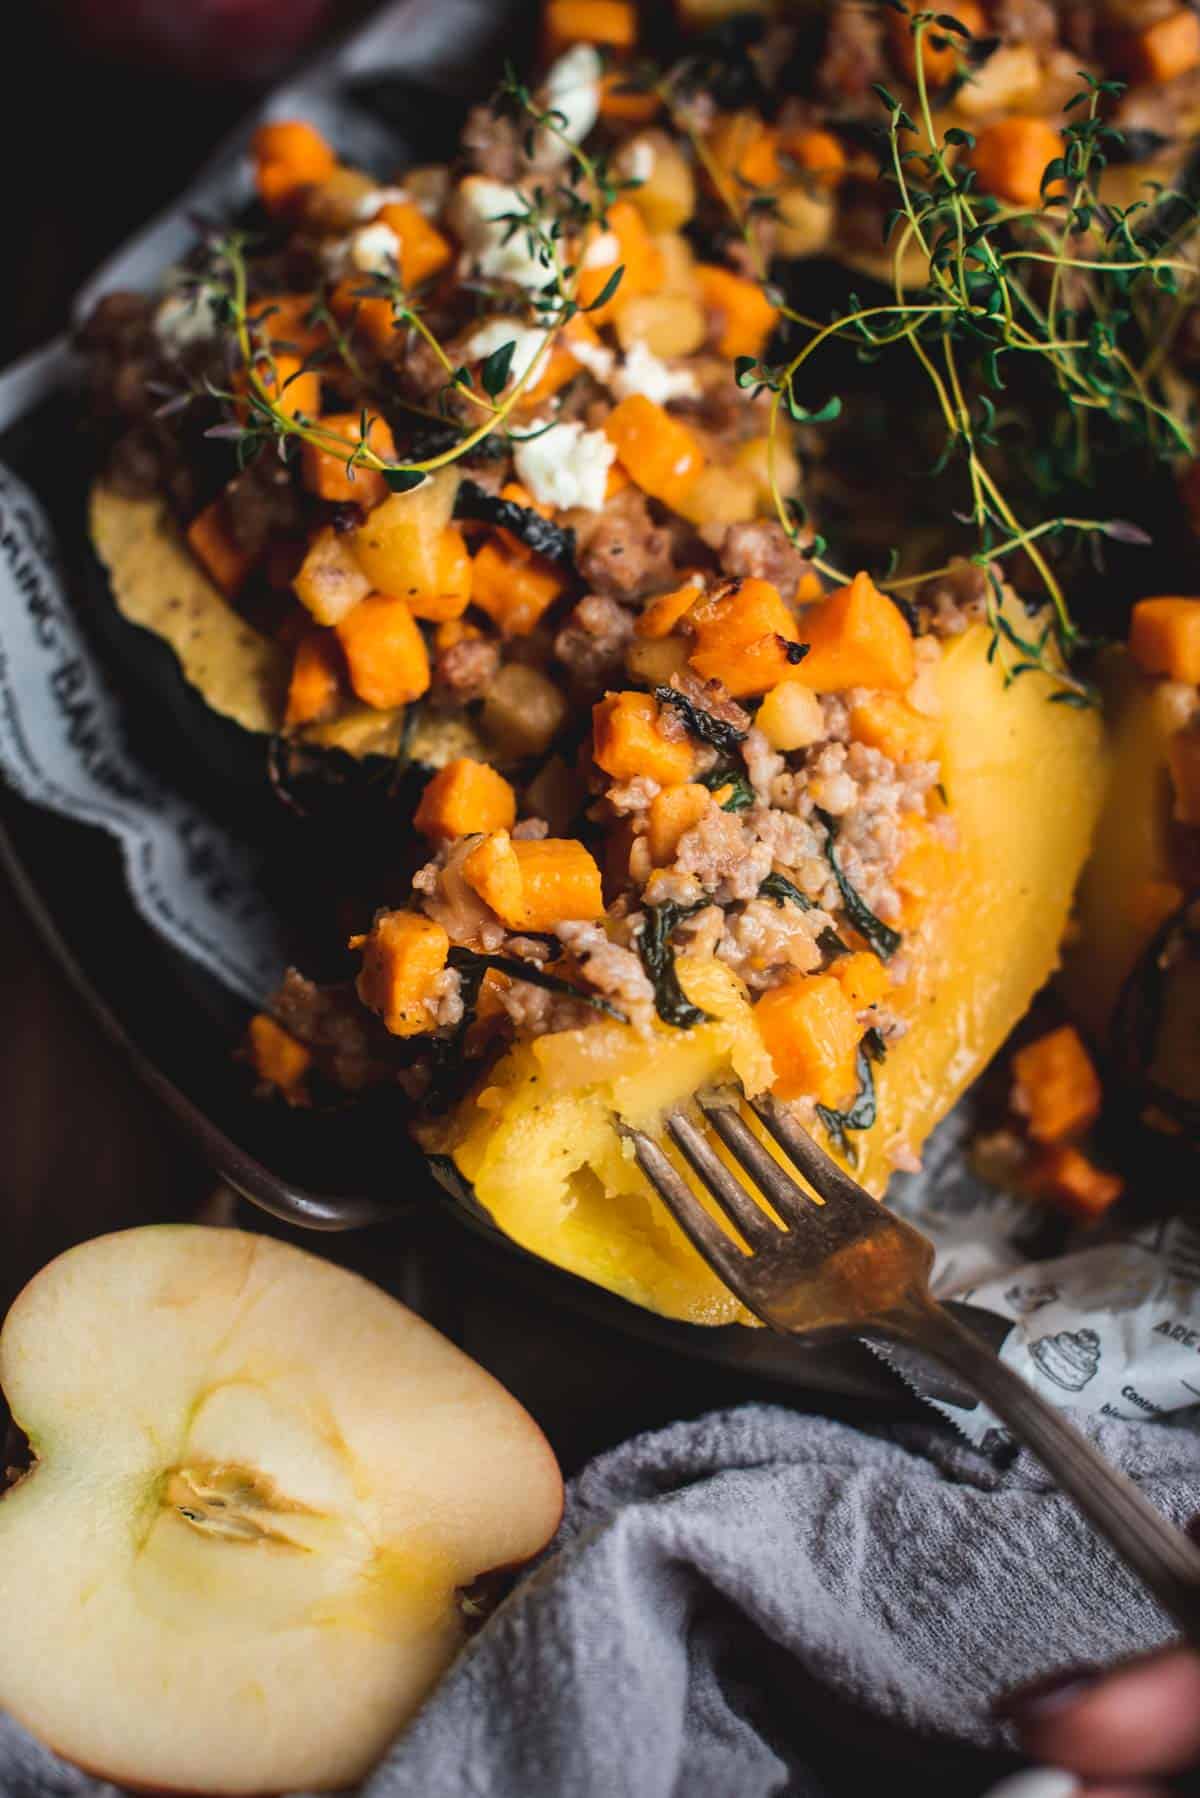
511;817;550;840
717;896;828;991
991;0;1057;45
461;103;523;181
556;920;656;1028
717;521;812;603
741;728;785;805
413;839;505;950
494;982;598;1037
672;809;773;903
817;0;886;106
572;488;676;599
667;669;752;735
272;969;391;1091
224;459;305;558
918;557;989;636
428;967;465;1032
554;593;635;687
606;774;661;815
433;635;501;705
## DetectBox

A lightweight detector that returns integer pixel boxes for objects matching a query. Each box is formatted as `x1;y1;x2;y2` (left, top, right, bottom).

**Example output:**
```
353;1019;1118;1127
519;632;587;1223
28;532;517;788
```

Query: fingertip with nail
992;1666;1103;1725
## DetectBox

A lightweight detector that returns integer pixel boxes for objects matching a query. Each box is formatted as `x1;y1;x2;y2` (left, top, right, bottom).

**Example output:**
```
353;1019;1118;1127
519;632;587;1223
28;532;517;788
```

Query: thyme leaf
815;810;902;962
636;902;713;1030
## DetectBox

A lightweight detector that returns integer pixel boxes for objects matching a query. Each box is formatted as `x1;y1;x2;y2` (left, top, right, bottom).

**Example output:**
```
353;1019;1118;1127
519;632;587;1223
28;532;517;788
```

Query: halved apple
0;1226;562;1795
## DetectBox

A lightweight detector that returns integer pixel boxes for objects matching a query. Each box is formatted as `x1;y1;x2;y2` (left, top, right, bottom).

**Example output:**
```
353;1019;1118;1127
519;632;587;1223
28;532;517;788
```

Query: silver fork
622;1089;1200;1643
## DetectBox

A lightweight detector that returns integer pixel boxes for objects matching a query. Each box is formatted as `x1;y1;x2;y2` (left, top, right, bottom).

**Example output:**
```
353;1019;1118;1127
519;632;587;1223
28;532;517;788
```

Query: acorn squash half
423;610;1107;1325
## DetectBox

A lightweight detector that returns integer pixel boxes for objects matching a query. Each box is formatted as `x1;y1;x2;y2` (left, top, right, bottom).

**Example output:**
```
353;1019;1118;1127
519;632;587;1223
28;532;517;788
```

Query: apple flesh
0;1226;562;1794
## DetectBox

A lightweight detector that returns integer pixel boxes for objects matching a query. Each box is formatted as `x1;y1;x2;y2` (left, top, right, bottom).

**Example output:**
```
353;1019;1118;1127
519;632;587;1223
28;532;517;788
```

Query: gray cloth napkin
4;1406;1200;1798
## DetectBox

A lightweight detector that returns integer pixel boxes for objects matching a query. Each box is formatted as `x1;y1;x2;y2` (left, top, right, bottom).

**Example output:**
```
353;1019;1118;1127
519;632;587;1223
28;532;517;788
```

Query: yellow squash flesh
1058;650;1192;1041
430;615;1106;1325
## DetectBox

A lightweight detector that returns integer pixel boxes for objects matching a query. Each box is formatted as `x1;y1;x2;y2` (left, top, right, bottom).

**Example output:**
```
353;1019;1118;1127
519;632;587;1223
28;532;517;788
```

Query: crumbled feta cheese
353;185;412;220
154;287;218;351
349;222;402;275
459;179;553;292
541;44;602;151
625;140;656;185
514;420;615;512
464;319;553;389
612;341;700;405
583;230;620;269
566;334;615;380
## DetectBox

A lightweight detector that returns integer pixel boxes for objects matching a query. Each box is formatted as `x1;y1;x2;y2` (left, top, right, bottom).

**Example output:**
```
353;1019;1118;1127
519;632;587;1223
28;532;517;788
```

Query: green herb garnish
758;873;850;961
654;686;748;752
816;1027;887;1162
636;901;712;1029
815;810;902;962
447;948;628;1023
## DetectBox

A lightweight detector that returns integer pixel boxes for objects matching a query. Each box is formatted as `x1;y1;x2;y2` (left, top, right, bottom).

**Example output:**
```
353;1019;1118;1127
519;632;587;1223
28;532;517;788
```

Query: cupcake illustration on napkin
1029;1327;1102;1391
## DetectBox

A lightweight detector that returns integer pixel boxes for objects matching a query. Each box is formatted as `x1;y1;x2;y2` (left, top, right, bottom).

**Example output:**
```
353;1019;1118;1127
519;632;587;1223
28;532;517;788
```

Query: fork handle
884;1292;1200;1646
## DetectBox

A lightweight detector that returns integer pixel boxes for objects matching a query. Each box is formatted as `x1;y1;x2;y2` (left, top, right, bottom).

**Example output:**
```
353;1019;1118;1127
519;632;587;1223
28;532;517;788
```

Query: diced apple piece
0;1227;562;1794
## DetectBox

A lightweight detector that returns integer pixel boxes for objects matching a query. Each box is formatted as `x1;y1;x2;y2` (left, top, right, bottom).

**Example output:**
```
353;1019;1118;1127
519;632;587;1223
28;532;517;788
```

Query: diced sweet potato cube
849;692;940;764
185;500;253;597
414;758;517;840
599;72;661;124
329;278;395;351
783;127;847;190
604;394;705;511
293;525;372;626
356;911;450;1038
248;1014;311;1090
688;577;805;698
636;576;705;639
252;120;336;212
463;831;604;930
647;782;711;865
239;352;321;423
1120;9;1200;84
545;0;636;57
695;263;779;360
246;292;329;356
755;973;862;1107
1129;597;1200;683
470;538;566;636
407;527;474;622
1027;1145;1124;1222
708;111;782;190
301;413;396;508
832;952;891;1010
577;201;663;322
592;691;696;786
969;117;1063;208
376;200;454;289
285;632;343;728
791;571;915;692
886;0;984;85
1011;1024;1102;1144
335;593;431;710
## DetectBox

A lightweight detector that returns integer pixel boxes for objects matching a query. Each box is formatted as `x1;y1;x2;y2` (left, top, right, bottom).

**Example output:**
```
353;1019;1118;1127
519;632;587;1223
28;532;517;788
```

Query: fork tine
618;1122;748;1281
697;1098;820;1229
748;1092;878;1214
665;1109;781;1249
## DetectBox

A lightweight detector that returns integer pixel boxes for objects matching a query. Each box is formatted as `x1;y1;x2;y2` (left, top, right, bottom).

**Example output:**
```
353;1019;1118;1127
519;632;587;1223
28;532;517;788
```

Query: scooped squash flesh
425;611;1106;1325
